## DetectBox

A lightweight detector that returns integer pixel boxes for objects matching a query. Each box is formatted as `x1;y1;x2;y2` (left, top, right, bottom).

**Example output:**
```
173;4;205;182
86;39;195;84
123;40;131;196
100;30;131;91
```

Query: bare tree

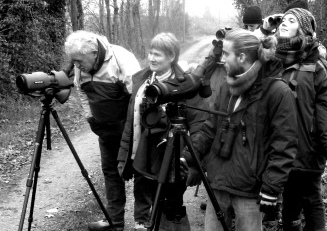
125;0;133;49
99;0;105;34
132;0;145;58
113;0;119;44
68;0;84;31
104;0;112;41
153;0;161;36
148;0;154;36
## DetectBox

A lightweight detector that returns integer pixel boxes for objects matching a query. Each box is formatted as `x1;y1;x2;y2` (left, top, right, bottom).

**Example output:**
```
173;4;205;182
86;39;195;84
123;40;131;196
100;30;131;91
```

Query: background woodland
0;0;326;98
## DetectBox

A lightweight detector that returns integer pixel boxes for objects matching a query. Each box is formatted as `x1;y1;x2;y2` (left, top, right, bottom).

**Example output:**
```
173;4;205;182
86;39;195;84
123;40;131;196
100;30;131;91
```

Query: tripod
18;89;116;231
145;103;229;231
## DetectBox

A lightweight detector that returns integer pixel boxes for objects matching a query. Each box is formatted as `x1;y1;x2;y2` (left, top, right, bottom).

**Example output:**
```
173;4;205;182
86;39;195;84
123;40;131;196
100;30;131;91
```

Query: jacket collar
232;60;284;113
133;63;185;86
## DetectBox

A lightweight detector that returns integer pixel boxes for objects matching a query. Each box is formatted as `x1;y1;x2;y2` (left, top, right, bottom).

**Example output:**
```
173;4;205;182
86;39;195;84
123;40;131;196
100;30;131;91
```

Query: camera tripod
18;89;116;231
145;103;229;231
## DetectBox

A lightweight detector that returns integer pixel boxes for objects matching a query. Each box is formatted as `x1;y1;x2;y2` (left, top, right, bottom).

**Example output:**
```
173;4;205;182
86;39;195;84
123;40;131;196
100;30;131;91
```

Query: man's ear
238;53;246;64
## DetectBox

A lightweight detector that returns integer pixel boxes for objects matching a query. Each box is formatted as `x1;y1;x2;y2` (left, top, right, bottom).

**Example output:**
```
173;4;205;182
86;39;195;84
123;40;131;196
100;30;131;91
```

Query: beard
227;64;245;77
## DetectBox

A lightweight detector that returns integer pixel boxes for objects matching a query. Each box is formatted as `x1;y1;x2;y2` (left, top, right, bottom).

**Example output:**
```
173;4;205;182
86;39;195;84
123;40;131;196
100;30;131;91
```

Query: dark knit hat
284;8;316;36
284;0;309;13
243;6;262;24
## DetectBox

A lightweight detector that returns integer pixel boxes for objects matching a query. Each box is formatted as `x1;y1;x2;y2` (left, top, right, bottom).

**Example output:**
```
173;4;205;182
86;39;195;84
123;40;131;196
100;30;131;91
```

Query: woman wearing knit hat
276;8;327;231
242;5;262;32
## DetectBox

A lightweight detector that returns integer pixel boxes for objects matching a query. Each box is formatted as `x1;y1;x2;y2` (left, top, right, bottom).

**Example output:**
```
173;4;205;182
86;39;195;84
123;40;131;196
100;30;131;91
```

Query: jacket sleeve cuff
260;185;279;198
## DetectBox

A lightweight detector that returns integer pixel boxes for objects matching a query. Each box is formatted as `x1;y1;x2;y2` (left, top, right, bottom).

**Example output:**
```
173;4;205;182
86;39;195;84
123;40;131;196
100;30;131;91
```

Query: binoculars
268;15;282;26
216;120;238;159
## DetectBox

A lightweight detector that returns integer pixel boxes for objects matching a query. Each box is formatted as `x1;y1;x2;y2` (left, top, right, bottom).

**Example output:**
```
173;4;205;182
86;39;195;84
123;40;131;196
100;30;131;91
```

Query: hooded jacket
74;35;141;122
281;42;327;173
73;35;141;138
185;60;298;198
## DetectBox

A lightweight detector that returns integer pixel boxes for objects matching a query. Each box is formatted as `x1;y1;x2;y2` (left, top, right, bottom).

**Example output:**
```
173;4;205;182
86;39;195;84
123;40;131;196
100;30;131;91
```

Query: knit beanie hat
284;0;309;13
243;6;262;24
284;8;316;36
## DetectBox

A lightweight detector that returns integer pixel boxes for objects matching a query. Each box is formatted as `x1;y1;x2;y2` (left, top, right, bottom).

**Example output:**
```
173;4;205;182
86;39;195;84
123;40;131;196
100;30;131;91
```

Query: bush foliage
0;0;66;97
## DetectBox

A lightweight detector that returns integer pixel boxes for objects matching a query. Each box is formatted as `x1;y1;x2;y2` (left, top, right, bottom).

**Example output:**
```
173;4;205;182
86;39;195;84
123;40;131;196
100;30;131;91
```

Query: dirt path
0;37;214;231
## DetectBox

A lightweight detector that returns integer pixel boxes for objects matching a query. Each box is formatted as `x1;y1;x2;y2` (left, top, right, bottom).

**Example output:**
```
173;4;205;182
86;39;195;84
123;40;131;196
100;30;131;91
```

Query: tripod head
39;88;58;107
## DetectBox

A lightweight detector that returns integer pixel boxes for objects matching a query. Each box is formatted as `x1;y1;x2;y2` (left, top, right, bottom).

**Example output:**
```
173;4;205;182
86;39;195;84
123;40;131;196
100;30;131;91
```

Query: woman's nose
148;54;155;61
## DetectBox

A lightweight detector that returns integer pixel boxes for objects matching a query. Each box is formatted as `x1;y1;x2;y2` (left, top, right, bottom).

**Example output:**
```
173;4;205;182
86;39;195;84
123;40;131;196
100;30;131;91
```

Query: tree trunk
148;0;154;36
119;0;125;46
99;0;105;34
69;0;84;31
113;0;119;44
105;0;111;42
132;0;145;58
153;0;161;36
125;0;133;50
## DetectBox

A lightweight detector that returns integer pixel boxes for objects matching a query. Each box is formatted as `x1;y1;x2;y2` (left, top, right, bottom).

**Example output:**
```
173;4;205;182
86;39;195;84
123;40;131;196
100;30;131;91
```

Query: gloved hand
185;165;201;187
262;13;284;32
257;191;278;214
118;160;133;181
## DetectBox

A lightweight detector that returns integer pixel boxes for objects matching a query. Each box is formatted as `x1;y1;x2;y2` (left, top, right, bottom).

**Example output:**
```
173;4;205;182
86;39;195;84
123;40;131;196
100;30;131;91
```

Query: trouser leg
302;174;326;231
133;171;157;223
204;190;234;231
99;136;126;225
282;171;304;231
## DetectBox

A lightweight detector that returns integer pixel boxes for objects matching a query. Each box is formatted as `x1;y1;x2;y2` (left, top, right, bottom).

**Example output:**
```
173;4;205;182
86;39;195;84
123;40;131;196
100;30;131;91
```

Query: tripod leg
18;109;48;231
50;109;116;230
182;134;229;231
153;198;164;231
146;134;176;230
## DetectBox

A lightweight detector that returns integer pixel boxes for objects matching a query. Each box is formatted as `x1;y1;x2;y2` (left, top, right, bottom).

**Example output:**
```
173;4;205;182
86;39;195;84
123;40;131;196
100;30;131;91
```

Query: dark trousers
99;136;126;226
282;170;326;231
133;170;187;223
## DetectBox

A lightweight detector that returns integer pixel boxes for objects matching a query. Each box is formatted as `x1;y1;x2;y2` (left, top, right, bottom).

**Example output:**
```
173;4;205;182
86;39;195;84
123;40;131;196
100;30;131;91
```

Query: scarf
226;60;262;96
275;35;315;66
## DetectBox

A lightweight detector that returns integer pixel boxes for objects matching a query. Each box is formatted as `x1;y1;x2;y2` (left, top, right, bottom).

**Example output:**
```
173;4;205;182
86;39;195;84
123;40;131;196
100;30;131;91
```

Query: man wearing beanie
242;5;262;32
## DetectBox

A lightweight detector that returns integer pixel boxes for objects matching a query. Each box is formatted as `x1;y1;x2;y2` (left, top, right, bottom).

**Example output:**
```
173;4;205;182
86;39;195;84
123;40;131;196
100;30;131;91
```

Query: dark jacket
281;43;327;173
186;60;298;198
117;64;209;180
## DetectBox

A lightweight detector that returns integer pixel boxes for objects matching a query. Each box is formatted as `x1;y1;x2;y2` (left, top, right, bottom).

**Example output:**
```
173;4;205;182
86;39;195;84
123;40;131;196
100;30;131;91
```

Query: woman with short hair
117;32;209;231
